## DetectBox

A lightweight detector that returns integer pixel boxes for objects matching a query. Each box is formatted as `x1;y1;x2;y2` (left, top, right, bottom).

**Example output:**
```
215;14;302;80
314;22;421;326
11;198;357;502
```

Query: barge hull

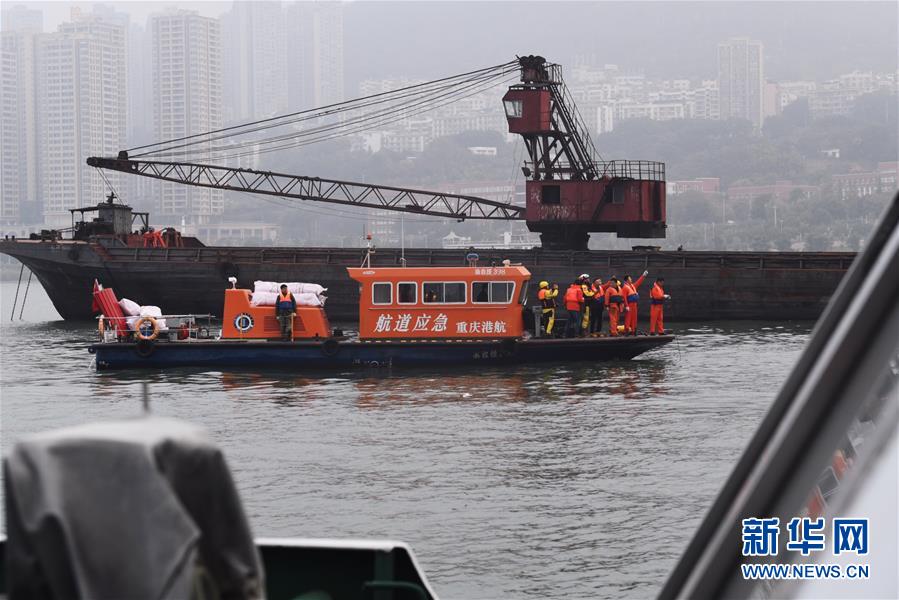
90;336;674;371
1;241;853;321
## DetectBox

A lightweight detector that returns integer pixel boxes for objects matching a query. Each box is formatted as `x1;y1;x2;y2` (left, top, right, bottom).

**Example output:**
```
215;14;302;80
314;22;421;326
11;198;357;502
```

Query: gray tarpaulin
4;417;264;599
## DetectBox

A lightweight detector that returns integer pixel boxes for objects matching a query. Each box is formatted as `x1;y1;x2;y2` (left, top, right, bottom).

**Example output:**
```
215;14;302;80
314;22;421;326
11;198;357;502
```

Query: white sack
253;280;279;294
254;280;326;297
295;292;323;307
288;283;327;296
250;291;278;307
119;298;141;316
139;305;163;318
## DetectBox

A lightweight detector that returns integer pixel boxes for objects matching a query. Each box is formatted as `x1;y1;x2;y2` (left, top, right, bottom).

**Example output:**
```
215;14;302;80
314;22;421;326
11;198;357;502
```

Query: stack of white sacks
250;281;327;307
118;298;168;331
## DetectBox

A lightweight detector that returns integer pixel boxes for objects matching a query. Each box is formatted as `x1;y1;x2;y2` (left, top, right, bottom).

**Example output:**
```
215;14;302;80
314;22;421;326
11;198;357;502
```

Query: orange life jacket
651;283;665;305
605;284;623;306
277;292;294;310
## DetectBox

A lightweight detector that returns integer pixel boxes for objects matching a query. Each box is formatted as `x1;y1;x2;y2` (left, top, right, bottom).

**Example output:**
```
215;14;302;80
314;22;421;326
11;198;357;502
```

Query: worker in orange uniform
622;270;649;335
649;277;671;335
588;277;606;335
537;281;559;336
604;277;625;336
275;283;297;340
578;274;596;337
563;279;584;338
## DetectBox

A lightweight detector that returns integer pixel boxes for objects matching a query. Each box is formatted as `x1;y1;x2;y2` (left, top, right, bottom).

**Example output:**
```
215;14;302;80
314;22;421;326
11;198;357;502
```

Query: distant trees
667;190;720;225
599;92;897;187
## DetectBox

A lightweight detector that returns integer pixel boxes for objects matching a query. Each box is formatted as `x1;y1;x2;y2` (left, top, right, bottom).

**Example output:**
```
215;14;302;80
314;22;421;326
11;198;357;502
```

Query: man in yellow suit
537;281;559;336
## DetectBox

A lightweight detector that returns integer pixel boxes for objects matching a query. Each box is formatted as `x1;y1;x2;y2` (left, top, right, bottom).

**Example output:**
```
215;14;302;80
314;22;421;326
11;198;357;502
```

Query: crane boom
86;155;523;221
85;56;666;250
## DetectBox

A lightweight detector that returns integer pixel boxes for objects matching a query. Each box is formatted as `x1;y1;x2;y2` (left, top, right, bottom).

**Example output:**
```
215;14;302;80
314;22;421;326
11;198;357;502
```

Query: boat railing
98;313;220;342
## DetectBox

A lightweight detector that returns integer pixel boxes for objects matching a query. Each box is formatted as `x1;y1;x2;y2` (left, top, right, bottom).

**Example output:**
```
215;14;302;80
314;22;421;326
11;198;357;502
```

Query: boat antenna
400;212;406;267
362;233;375;268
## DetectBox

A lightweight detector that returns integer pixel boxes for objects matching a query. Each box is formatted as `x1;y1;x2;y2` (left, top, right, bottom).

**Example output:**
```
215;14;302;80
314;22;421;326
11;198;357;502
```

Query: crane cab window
423;282;466;304
472;281;515;304
398;282;416;304
372;282;392;305
541;185;561;205
504;99;523;118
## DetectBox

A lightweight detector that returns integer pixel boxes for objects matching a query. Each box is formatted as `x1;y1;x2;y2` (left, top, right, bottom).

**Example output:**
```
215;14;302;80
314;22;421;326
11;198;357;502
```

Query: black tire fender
135;338;156;358
321;338;340;357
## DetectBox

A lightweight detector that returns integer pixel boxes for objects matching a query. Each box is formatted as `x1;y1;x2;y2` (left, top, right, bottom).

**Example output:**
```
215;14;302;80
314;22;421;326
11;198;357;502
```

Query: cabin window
398;282;417;304
372;282;392;305
445;282;466;303
518;281;530;304
503;99;523;118
472;281;515;304
423;282;466;304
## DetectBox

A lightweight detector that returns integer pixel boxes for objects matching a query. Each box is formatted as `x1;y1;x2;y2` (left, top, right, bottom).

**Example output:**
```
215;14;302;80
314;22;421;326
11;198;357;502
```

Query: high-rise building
35;10;127;225
150;10;223;222
127;22;153;144
0;5;42;224
222;1;288;122
285;2;344;110
717;37;764;129
1;4;43;32
1;31;38;224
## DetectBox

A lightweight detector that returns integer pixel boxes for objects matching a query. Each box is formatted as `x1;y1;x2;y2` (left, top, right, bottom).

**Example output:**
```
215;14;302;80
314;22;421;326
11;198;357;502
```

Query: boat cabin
347;266;531;340
221;288;330;340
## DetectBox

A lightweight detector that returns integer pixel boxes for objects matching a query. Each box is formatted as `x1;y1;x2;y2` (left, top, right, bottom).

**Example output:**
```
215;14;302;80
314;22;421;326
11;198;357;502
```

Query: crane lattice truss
87;157;523;221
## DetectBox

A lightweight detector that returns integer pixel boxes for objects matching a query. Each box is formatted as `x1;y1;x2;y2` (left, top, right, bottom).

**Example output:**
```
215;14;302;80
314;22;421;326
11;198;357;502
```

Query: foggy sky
24;1;899;89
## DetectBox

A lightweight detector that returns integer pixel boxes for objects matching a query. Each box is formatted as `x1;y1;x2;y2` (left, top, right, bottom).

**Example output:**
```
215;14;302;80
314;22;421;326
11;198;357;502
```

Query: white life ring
135;316;160;341
234;312;254;333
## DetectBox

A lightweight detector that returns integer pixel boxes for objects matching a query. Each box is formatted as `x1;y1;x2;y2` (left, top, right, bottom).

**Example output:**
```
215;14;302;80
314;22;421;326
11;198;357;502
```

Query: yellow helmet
539;281;549;289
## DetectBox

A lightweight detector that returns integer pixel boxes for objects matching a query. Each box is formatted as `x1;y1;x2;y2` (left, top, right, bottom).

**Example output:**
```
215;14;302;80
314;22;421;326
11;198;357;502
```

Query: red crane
88;56;665;250
503;55;666;249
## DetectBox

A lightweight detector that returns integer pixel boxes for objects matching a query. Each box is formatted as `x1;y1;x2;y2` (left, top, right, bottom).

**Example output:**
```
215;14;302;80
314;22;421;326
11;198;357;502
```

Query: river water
0;280;813;599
